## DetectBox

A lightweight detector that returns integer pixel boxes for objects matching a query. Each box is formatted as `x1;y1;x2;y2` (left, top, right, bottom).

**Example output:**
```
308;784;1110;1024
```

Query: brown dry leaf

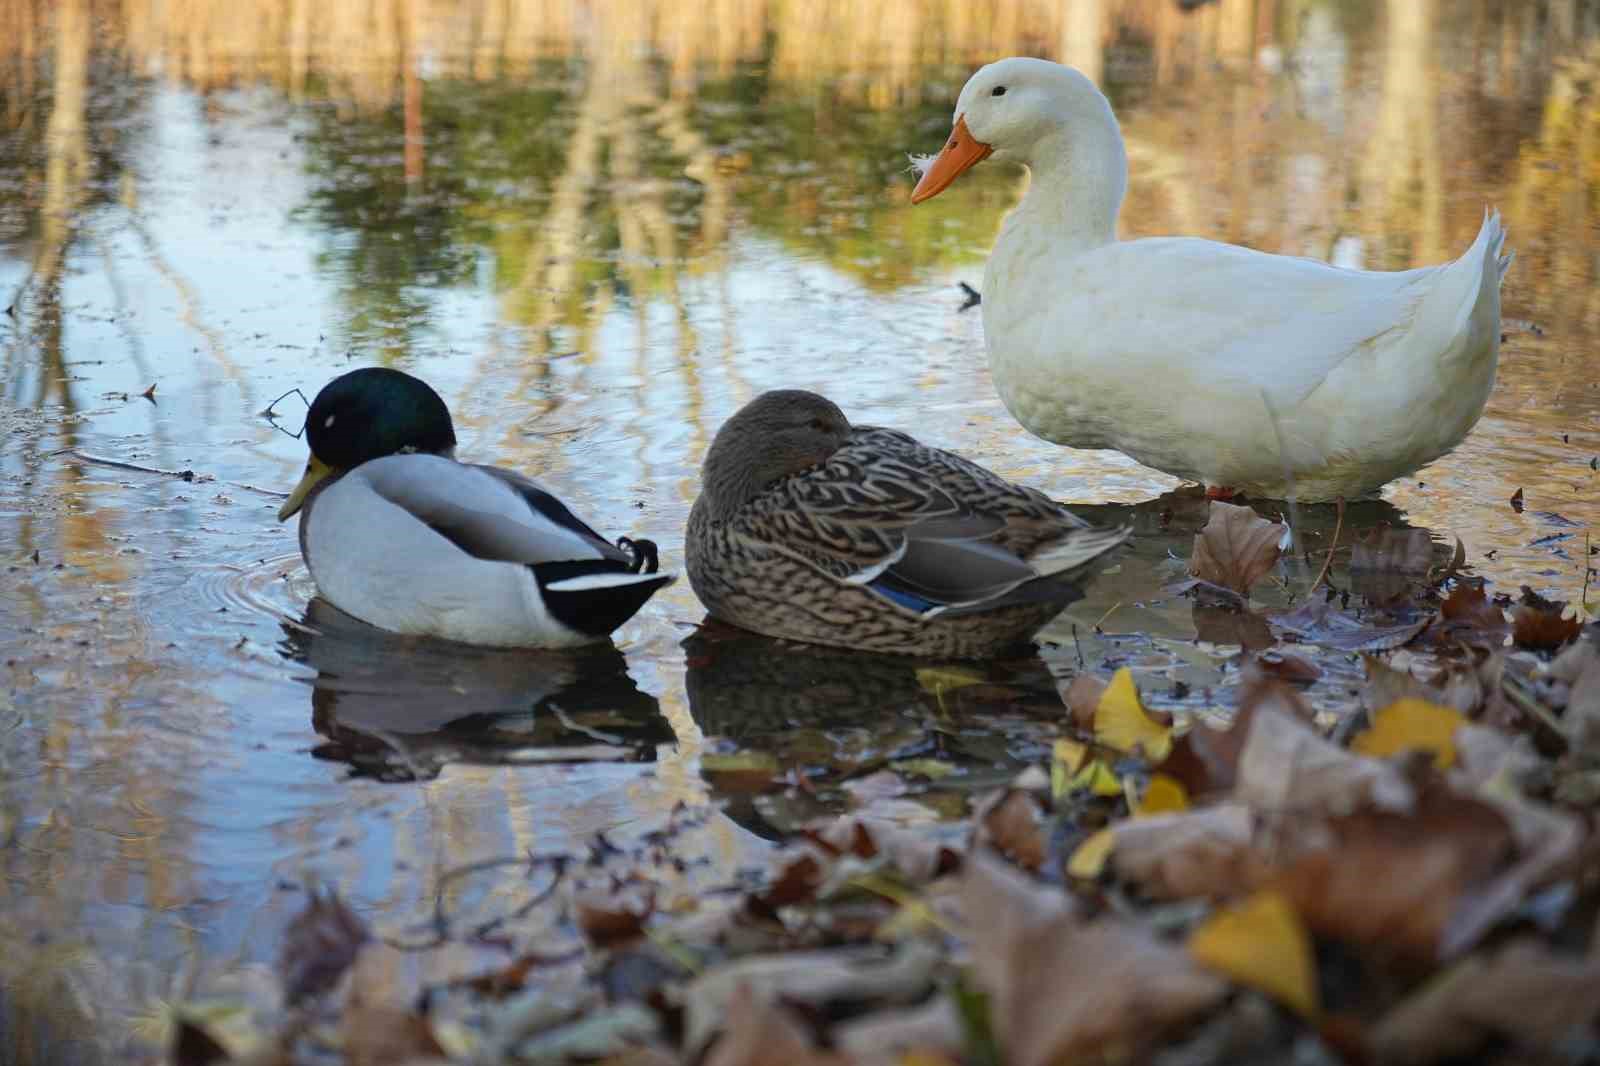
1371;938;1600;1065
1272;787;1514;962
342;943;447;1066
841;770;908;806
754;848;828;910
1253;649;1322;684
1188;501;1285;597
703;984;853;1066
1349;698;1466;768
806;813;961;884
834;996;963;1063
173;1018;231;1066
961;854;1225;1066
278;886;370;1006
1188;889;1319;1020
1557;639;1600;755
683;943;941;1054
1438;584;1509;644
1060;673;1107;731
1512;603;1582;652
974;789;1048;871
1235;707;1415;815
576;884;655;948
1350;526;1434;604
1108;804;1256;900
1270;600;1431;652
1510;487;1525;513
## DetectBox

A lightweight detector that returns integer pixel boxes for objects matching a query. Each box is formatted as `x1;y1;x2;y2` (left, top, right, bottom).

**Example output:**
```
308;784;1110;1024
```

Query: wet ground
2;0;1599;1058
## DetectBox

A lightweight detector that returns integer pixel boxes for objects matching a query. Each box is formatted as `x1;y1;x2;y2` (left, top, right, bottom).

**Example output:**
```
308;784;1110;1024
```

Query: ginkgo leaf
1132;774;1190;817
1069;759;1124;797
916;666;984;696
1051;738;1090;799
1066;828;1115;880
1094;668;1172;762
1351;698;1466;768
1188;890;1320;1020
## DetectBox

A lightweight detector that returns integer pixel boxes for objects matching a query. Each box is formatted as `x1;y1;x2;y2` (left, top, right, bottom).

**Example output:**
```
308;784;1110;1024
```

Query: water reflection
1;0;1599;1057
283;599;668;780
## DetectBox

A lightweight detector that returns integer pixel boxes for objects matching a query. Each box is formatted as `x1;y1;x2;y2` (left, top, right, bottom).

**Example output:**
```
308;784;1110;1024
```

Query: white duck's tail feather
1410;208;1509;365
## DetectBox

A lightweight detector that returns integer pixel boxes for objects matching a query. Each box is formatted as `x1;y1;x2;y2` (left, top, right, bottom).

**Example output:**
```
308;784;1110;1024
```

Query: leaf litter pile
174;502;1600;1066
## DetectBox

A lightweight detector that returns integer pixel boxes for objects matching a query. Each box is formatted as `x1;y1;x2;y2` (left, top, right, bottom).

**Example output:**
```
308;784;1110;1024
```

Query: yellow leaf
916;666;984;696
1051;738;1090;798
1066;828;1115;880
1133;774;1190;817
1069;758;1124;797
1094;668;1172;762
1350;698;1465;768
1189;890;1320;1019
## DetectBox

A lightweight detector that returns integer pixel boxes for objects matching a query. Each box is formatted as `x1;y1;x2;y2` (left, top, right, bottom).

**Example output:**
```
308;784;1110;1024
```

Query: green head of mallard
277;367;457;521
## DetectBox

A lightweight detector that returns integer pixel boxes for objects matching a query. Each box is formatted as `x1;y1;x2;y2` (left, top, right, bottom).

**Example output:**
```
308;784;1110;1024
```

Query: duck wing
357;455;633;567
746;428;1125;616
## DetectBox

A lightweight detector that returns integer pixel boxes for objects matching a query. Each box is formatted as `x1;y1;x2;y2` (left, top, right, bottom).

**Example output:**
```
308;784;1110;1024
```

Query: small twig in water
1092;601;1122;633
1308;497;1345;595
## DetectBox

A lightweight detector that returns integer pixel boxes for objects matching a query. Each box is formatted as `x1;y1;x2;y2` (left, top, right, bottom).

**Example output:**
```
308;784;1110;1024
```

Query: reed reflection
281;599;668;781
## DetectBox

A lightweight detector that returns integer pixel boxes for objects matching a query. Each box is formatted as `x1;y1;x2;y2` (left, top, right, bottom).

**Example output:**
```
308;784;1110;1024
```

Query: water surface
2;0;1598;1056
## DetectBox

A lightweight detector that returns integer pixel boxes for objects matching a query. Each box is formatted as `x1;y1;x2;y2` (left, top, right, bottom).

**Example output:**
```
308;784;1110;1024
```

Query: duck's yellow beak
277;456;333;521
910;115;993;204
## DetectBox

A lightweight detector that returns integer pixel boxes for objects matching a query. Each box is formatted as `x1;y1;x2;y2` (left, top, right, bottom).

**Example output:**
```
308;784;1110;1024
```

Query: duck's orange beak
910;115;993;204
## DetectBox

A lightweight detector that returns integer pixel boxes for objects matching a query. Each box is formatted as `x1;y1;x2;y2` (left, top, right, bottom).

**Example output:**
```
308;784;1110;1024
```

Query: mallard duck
277;367;674;647
911;57;1512;501
685;390;1129;657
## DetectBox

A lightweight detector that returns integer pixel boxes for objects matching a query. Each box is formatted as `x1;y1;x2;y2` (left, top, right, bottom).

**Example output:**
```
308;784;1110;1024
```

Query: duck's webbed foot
618;537;660;574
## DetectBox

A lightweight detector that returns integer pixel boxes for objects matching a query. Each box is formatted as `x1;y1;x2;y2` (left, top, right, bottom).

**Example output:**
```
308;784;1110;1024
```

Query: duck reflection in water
280;599;667;781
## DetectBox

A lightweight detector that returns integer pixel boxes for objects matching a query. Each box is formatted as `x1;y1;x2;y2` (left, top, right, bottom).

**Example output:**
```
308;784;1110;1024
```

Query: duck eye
992;85;1007;97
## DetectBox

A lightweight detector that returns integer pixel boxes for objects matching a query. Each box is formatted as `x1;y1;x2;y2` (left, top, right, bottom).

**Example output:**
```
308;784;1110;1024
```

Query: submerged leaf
1188;501;1284;596
1188;890;1319;1020
278;887;370;1007
1350;698;1466;768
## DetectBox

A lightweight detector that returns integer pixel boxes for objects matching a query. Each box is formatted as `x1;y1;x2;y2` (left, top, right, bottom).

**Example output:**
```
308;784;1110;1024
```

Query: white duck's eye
991;85;1007;97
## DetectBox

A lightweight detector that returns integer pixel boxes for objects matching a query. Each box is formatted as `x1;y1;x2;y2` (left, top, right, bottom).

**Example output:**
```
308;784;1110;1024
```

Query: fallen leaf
1188;501;1285;597
841;770;908;805
1272;787;1514;962
1059;673;1107;730
1371;938;1600;1065
1235;707;1414;815
1512;602;1582;652
1350;698;1466;768
1510;487;1525;513
575;884;655;948
915;666;985;696
684;942;940;1054
1108;804;1257;900
1067;757;1123;797
806;813;961;884
1253;649;1321;684
974;789;1048;871
961;854;1226;1066
703;984;851;1066
1132;774;1190;817
1439;583;1508;638
1350;526;1435;604
702;752;782;795
277;887;370;1006
834;995;963;1063
1065;828;1114;880
1270;600;1431;652
1094;668;1172;761
1188;890;1319;1019
342;943;446;1066
172;1018;231;1066
1556;639;1600;755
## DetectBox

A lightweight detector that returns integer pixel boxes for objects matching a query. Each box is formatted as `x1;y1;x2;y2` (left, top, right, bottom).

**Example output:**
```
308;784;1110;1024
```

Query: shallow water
2;0;1599;1056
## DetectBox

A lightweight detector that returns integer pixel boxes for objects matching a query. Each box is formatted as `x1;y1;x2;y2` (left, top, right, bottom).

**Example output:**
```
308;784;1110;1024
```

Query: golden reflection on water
1;0;1599;1057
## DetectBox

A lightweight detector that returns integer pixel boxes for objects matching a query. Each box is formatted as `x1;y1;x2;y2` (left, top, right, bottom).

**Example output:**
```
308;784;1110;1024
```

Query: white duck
911;57;1512;501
